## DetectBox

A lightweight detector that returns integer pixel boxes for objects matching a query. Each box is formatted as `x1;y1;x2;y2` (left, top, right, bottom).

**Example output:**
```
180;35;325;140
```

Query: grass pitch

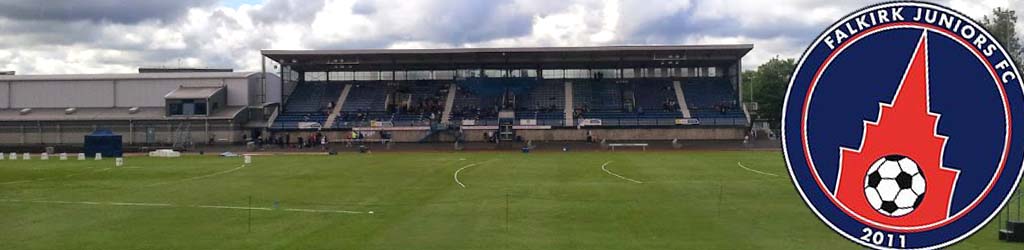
0;151;1018;249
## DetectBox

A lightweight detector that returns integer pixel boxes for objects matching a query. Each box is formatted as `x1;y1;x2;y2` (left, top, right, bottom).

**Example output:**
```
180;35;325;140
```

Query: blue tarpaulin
84;129;123;157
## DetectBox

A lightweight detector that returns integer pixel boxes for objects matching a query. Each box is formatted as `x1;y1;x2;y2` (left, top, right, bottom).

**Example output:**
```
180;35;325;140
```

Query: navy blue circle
783;2;1024;249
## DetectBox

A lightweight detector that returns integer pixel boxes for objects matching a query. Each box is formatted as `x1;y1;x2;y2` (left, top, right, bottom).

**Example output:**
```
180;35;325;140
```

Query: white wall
247;75;260;106
224;78;249;106
262;73;282;104
114;78;226;107
0;82;9;109
115;80;182;107
11;80;114;108
6;75;269;109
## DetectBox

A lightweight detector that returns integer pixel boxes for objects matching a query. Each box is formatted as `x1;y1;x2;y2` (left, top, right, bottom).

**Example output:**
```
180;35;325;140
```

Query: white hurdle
60;153;68;161
94;153;102;160
40;153;49;160
0;152;4;160
244;155;252;165
77;153;86;161
115;158;124;167
10;152;17;160
22;153;30;160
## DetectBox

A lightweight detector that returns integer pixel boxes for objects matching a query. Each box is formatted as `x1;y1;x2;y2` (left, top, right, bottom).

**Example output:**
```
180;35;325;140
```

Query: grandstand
0;45;750;146
263;45;752;142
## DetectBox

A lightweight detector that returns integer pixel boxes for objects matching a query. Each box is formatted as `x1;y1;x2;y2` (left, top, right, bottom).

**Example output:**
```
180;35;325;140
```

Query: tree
982;7;1023;69
745;57;796;128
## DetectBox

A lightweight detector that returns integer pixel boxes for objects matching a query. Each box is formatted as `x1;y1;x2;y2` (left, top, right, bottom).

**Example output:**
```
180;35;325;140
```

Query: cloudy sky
0;0;1020;74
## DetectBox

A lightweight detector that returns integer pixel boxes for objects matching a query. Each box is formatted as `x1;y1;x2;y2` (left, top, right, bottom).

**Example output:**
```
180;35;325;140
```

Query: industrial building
0;72;281;146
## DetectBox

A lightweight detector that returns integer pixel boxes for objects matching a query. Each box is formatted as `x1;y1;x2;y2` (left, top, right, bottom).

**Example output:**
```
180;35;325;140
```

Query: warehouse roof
0;106;246;121
0;72;260;82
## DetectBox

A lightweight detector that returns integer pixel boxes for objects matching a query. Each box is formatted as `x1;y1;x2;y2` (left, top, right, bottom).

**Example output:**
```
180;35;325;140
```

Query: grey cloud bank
0;0;1017;74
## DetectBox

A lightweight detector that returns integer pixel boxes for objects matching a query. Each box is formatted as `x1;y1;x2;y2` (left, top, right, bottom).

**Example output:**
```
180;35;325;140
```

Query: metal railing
1001;188;1023;231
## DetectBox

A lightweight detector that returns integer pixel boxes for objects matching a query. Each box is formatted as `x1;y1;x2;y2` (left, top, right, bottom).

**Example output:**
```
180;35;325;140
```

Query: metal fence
1001;188;1023;237
0;120;241;145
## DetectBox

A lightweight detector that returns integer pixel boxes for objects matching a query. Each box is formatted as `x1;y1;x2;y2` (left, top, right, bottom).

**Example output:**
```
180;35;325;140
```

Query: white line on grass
0;170;96;185
454;163;478;188
736;162;778;177
107;202;175;207
601;161;643;184
453;160;498;189
282;208;367;214
0;199;372;215
148;164;247;187
0;180;37;185
1;199;173;207
195;205;273;211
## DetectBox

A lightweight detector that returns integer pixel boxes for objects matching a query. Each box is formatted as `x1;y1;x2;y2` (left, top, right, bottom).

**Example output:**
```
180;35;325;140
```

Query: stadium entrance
261;45;752;142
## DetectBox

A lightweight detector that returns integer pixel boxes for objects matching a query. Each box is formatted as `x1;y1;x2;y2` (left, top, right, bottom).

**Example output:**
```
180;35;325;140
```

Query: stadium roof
0;72;259;82
262;45;753;72
0;106;246;121
138;67;233;73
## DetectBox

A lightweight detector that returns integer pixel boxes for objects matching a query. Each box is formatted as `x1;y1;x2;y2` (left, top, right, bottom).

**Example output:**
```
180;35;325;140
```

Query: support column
129;121;134;145
112;80;118;108
564;81;574;126
168;123;173;144
260;56;267;105
205;119;210;143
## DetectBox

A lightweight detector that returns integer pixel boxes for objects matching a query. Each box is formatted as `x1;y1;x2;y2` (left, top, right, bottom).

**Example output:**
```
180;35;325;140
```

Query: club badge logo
782;2;1023;249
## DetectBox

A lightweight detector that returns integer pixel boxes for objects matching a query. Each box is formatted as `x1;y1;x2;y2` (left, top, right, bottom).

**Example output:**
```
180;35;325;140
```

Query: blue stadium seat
274;78;746;129
272;82;344;129
682;78;745;119
572;79;687;126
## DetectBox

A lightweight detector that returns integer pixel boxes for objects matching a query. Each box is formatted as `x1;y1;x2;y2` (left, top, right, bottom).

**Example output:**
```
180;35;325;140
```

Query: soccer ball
863;155;926;217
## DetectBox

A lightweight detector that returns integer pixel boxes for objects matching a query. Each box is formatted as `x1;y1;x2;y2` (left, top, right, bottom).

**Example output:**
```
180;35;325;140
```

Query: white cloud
0;0;1020;74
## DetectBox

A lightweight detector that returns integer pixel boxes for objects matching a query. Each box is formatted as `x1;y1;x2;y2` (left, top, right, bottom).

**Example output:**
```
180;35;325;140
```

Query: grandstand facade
263;45;752;142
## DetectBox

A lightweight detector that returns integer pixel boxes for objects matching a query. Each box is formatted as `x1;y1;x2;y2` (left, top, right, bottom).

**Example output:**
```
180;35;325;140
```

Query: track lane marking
0;199;372;215
453;160;497;188
601;161;644;184
148;164;247;187
1;169;100;185
736;162;779;177
454;163;478;188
